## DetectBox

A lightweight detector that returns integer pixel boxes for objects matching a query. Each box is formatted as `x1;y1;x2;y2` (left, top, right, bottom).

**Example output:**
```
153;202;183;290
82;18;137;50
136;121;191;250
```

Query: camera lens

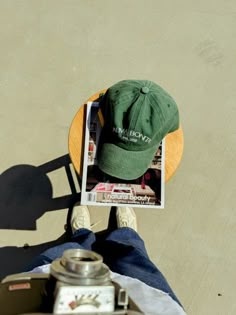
71;257;94;262
50;249;110;285
61;249;102;275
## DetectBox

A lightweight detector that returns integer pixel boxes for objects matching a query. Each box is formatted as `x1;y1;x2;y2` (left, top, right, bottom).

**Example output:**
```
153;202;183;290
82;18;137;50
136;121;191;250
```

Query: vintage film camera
0;249;143;315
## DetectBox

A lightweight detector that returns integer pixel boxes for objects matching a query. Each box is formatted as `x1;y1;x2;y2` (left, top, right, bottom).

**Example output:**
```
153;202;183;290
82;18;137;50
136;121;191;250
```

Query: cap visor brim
97;143;158;180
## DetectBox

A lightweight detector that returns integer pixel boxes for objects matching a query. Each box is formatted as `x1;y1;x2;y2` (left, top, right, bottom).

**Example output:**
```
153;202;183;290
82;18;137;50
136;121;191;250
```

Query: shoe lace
73;216;85;228
119;214;130;227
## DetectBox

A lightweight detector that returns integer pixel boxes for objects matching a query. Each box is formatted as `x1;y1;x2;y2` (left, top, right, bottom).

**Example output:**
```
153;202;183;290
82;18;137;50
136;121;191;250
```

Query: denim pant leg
94;227;182;306
24;229;95;271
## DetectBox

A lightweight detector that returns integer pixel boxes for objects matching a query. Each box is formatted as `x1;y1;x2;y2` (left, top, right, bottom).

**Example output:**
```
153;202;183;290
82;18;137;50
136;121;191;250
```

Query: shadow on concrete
0;233;69;280
0;154;82;279
0;154;81;230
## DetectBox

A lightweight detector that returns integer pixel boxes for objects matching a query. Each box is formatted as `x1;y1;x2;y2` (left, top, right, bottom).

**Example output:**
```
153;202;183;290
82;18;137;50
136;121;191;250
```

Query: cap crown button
141;86;149;94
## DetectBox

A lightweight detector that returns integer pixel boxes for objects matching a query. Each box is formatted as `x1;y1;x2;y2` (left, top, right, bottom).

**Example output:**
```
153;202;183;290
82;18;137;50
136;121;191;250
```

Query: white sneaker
70;205;91;233
116;207;137;231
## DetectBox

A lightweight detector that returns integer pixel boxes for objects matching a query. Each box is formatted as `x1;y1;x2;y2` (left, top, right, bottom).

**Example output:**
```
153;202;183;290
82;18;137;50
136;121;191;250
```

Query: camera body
0;249;143;315
50;249;117;314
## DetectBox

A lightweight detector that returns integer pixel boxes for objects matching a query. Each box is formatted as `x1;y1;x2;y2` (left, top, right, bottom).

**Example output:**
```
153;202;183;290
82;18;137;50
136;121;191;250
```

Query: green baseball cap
97;80;179;180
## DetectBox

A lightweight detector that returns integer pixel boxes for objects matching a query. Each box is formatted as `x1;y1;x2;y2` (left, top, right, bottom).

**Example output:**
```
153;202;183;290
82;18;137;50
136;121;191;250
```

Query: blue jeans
25;227;181;306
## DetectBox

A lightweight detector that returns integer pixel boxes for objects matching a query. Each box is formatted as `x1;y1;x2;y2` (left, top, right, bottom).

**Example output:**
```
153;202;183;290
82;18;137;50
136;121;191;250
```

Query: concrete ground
0;1;235;314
